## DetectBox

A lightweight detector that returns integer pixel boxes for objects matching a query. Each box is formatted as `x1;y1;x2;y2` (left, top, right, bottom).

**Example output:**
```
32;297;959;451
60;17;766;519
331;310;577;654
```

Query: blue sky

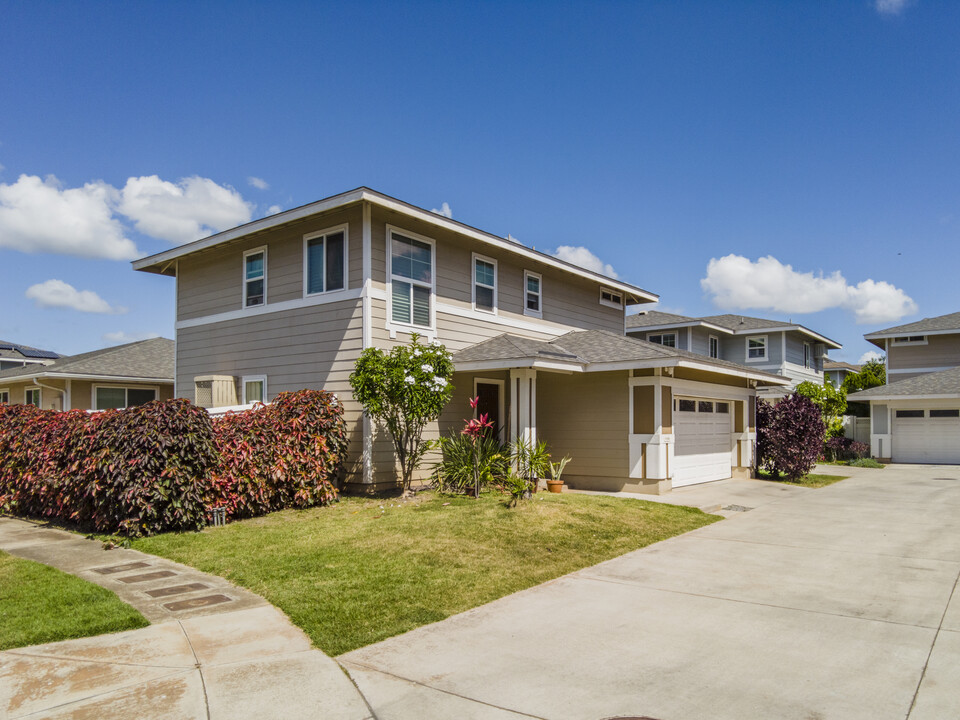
1;0;956;364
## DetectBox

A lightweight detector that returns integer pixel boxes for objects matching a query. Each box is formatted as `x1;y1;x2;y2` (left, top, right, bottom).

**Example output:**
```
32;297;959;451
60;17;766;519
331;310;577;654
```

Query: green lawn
132;491;719;656
757;470;849;488
0;551;149;651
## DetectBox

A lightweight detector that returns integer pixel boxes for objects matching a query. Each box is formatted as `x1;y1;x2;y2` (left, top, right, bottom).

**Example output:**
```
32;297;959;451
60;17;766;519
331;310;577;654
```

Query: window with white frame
747;336;767;360
304;228;346;295
709;335;720;359
389;230;434;328
0;389;8;404
473;255;497;313
804;342;812;369
25;388;41;406
648;333;676;348
242;375;267;404
243;248;266;307
599;288;622;308
524;271;542;317
95;387;157;410
892;335;927;345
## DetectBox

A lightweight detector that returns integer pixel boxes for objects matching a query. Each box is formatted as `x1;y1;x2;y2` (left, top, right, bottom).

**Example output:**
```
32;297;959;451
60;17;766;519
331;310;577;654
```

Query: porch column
509;369;537;446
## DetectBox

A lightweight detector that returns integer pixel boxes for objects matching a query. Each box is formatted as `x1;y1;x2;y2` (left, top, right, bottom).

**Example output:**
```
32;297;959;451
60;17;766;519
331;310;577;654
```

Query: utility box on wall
193;375;238;408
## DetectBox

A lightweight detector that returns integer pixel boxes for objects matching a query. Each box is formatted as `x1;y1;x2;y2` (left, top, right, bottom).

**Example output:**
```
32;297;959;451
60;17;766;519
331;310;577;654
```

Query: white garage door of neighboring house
893;409;960;464
673;398;733;487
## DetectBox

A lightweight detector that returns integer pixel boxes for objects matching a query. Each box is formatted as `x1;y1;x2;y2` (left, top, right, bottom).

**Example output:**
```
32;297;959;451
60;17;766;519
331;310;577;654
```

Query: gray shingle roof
624;311;696;329
864;311;960;338
700;314;792;332
824;361;860;372
0;338;174;382
848;366;960;400
453;329;788;383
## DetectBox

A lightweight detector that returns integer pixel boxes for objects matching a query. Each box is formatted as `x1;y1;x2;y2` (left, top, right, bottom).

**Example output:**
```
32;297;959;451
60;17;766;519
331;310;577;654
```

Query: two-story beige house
133;188;788;494
851;311;960;464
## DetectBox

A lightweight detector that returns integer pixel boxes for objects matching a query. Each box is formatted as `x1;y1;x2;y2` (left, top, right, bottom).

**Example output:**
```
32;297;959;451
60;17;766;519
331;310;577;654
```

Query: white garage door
673;398;733;487
893;409;960;464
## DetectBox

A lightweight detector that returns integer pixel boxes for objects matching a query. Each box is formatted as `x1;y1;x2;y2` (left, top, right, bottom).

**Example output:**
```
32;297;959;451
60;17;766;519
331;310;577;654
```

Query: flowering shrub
756;393;826;480
210;389;346;520
350;334;455;491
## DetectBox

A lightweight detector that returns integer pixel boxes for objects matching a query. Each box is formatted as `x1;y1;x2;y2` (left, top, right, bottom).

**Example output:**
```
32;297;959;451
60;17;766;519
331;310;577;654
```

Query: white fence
842;415;871;445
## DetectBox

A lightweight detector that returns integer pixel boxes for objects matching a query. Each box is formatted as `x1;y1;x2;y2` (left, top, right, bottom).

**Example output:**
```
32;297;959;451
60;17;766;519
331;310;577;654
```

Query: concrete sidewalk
0;517;371;720
342;465;960;719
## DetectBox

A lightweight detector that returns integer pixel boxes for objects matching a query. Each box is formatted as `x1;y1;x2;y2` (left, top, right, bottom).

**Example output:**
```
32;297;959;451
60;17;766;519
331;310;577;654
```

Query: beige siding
177;205;363;322
0;379;172;410
888;334;960;374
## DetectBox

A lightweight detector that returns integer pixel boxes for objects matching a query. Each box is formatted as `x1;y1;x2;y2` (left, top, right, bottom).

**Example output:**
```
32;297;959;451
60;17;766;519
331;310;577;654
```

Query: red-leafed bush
210;390;346;521
756;393;826;481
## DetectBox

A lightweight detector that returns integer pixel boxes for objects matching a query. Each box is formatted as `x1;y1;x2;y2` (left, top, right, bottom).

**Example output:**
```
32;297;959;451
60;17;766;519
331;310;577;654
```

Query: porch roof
452;330;790;385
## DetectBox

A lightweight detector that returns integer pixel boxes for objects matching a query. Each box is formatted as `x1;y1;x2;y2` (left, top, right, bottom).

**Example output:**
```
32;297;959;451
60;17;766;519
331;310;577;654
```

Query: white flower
412;349;421;357
433;376;447;387
431;339;442;346
404;375;415;384
421;363;433;373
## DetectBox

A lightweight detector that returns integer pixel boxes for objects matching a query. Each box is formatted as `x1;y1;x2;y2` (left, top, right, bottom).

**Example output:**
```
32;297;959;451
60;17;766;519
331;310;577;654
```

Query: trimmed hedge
210;390;347;521
0;390;346;536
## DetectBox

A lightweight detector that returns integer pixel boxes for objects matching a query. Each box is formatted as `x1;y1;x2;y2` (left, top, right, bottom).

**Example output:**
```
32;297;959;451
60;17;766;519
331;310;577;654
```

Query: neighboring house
0;341;60;372
851;311;960;464
0;338;174;411
823;360;860;388
133;187;788;494
625;311;841;395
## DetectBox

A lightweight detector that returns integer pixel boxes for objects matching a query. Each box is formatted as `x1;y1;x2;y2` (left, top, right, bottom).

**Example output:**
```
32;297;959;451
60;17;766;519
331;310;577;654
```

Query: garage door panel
893;413;960;464
674;399;733;487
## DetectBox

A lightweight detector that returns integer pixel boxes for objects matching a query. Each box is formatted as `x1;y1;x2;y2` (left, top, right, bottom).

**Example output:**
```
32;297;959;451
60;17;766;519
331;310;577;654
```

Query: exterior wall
0;379;173;410
868;397;960;461
887;334;960;379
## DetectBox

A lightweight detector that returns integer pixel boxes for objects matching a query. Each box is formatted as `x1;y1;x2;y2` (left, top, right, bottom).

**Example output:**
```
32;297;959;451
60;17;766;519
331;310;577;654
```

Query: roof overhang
727;325;841;348
626;320;733;335
848;392;960;402
132;187;658;304
864;327;960;349
0;372;173;385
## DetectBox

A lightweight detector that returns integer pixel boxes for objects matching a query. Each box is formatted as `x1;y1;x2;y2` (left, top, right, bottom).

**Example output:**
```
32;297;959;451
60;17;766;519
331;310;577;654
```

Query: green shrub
430;433;509;495
848;457;884;468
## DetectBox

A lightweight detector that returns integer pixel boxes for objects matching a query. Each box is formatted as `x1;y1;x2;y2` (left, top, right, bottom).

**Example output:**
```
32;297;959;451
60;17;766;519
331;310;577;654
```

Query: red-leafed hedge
210;390;347;521
0;390;347;536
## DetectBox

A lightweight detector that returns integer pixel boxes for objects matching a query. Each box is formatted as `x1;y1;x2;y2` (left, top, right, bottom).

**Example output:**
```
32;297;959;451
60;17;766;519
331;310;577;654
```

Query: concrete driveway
341;465;960;720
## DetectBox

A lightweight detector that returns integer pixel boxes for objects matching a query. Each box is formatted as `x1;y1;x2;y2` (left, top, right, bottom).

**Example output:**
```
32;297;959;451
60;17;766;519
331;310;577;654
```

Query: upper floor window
242;375;267;404
524;271;542;318
473;254;497;314
25;388;40;406
599;288;623;309
243;247;266;307
892;335;927;345
648;333;676;348
95;386;157;410
389;229;434;329
804;342;812;369
709;335;719;359
747;336;767;361
304;228;346;295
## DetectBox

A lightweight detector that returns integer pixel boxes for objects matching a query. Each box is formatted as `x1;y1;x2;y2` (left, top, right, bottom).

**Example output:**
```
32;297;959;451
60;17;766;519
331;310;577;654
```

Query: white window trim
92;384;160;410
647;332;677;348
241;375;268;404
242;245;268;309
0;388;9;404
302;224;350;298
386;225;436;334
471;253;498;315
599;287;623;309
25;387;41;407
473;377;506;440
891;335;928;346
746;335;768;363
709;335;720;359
523;270;542;319
803;342;812;369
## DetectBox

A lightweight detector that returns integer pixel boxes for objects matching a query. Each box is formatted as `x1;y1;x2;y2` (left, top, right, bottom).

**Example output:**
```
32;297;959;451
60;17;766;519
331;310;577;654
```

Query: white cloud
431;202;452;218
117;175;252;244
859;350;885;364
0;174;138;260
876;0;911;15
102;330;161;346
266;204;283;215
552;245;620;279
248;176;269;190
26;279;126;314
701;255;917;324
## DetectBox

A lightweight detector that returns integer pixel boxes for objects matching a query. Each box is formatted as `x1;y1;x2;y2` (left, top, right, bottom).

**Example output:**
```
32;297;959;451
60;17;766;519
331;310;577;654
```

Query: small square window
698;401;714;413
648;333;677;348
716;402;730;414
678;399;696;412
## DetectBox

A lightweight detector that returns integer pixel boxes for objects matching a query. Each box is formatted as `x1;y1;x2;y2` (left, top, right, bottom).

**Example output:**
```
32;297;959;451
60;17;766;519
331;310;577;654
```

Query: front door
475;381;503;439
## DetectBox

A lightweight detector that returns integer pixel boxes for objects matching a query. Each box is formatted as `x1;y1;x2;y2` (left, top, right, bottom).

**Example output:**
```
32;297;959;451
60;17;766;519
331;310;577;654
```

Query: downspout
33;378;65;411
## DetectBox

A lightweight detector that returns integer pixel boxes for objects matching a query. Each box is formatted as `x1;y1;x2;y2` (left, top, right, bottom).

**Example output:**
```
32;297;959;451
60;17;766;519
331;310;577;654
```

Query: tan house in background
0;338;174;411
0;341;61;372
133;187;787;494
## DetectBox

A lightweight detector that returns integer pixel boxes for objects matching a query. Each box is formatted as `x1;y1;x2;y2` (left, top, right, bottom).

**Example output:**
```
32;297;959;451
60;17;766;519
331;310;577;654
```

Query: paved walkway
0;517;371;719
342;465;960;719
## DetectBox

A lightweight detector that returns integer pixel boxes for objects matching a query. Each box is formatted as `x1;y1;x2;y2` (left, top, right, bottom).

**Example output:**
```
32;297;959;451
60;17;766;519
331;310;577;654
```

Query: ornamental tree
842;359;886;394
756;393;826;481
349;335;455;492
795;380;847;436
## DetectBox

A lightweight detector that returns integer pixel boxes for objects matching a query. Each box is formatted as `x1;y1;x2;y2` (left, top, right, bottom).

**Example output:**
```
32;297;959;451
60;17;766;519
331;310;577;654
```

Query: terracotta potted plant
546;456;572;493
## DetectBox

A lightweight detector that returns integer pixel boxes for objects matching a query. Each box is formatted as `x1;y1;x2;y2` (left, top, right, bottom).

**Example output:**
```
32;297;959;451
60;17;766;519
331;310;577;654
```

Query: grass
757;469;849;488
132;491;719;656
0;551;149;651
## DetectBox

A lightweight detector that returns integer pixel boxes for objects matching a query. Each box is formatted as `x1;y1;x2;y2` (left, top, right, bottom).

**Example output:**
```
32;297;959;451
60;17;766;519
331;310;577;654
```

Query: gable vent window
473;256;497;313
892;335;927;345
600;288;623;309
305;229;346;295
244;248;266;307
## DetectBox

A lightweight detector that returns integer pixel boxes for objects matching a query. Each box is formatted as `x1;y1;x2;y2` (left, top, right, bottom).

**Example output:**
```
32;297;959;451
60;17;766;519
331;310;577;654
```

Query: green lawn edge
0;551;149;651
757;470;850;488
132;491;720;656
